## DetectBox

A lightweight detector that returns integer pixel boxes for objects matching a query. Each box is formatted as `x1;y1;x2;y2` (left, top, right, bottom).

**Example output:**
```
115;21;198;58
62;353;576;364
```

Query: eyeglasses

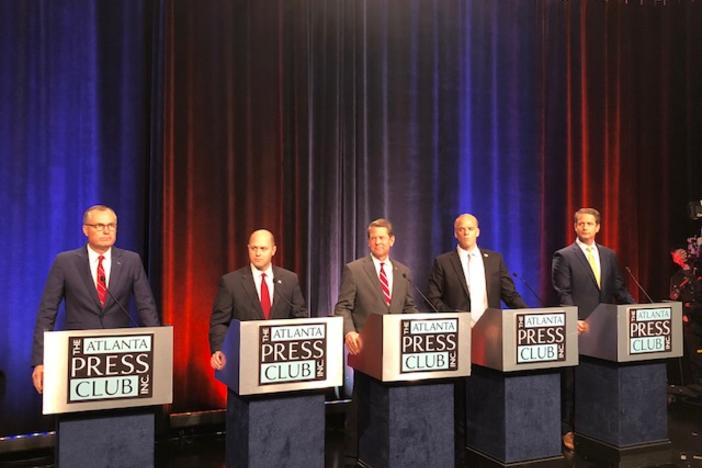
85;223;117;232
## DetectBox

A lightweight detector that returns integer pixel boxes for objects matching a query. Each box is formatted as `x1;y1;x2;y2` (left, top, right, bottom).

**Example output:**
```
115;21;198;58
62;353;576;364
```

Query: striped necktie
379;262;391;306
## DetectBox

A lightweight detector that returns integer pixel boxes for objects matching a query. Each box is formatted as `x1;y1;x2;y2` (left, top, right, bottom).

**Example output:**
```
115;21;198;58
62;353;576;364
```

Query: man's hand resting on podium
32;365;44;394
345;331;362;355
577;320;590;335
210;351;227;370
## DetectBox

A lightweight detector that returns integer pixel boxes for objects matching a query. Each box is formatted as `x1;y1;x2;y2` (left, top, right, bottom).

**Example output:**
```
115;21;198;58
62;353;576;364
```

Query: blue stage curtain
0;1;160;435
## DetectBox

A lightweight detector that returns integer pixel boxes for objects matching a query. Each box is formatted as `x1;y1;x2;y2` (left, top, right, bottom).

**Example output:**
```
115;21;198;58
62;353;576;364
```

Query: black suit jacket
552;242;634;318
32;246;160;365
334;256;418;336
427;248;527;312
209;265;308;352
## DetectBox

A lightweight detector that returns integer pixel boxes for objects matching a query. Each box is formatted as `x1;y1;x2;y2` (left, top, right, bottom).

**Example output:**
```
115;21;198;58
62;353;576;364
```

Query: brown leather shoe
562;431;574;451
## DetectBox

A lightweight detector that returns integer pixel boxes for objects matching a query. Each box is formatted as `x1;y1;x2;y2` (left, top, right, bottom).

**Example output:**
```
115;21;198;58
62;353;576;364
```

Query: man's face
248;231;276;270
454;215;480;250
82;209;117;252
574;213;600;245
368;226;395;261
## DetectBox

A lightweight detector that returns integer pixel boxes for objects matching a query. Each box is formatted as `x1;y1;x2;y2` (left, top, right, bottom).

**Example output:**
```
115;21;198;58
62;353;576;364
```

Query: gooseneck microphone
624;267;654;303
271;277;309;317
100;276;139;327
512;272;545;307
401;273;440;313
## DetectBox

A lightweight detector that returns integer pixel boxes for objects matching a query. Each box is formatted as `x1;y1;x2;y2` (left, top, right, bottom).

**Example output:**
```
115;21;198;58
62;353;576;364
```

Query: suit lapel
77;246;103;312
448;251;470;298
270;266;284;318
243;268;265;319
105;248;124;308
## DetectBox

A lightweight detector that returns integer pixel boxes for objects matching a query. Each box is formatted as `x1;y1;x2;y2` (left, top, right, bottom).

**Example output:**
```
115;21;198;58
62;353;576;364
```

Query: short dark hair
574;208;600;224
367;218;394;238
83;205;117;224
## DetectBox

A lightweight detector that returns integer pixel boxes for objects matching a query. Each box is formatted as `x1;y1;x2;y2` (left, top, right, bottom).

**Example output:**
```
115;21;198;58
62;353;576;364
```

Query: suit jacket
32;246;160;365
334;256;418;336
552;242;634;318
209;265;308;352
427;248;527;313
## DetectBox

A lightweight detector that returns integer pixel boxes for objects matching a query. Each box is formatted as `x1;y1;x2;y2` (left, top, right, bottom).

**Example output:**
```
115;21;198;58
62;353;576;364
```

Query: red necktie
260;273;271;319
96;255;107;306
379;262;391;306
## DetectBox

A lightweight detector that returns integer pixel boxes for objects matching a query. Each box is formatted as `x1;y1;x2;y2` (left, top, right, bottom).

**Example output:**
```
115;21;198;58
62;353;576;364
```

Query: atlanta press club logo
516;312;566;364
629;307;673;354
258;323;327;385
400;318;459;373
67;334;154;403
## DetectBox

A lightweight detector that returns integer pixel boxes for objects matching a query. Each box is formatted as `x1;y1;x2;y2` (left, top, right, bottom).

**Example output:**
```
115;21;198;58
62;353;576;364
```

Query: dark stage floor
2;397;701;468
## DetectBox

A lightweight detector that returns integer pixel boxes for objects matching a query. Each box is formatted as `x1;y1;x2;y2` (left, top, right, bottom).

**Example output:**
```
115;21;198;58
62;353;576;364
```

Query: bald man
209;229;308;370
427;213;527;321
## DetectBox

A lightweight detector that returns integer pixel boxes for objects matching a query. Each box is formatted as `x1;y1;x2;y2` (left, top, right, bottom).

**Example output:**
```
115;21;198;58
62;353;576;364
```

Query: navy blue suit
209;266;308;353
552;242;634;318
32;246;160;365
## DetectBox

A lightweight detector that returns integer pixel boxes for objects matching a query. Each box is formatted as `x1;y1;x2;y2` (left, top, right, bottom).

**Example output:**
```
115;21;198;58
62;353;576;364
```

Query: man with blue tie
31;205;160;394
552;207;634;450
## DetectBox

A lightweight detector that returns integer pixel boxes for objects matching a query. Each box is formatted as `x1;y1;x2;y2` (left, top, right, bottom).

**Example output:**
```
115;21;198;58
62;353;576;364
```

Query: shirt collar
87;245;111;262
250;263;273;279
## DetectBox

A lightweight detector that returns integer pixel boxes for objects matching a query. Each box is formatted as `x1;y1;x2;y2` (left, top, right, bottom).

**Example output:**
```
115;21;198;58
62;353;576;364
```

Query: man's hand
210;351;227;370
32;365;44;394
345;331;362;355
577;320;590;335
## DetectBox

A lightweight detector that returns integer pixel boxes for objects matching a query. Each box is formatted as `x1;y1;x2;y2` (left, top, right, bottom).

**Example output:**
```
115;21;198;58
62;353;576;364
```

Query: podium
348;312;471;468
216;316;343;468
42;326;173;467
467;307;578;466
575;302;683;463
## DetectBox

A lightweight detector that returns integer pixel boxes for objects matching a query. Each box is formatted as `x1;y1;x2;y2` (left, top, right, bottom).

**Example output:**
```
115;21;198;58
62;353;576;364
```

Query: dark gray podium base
357;374;454;468
465;446;564;468
226;390;324;468
465;366;562;464
575;357;668;447
574;433;671;468
56;409;154;468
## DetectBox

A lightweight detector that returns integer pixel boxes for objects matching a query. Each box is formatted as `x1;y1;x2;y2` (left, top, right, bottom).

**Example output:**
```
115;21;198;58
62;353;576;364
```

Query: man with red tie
333;218;417;463
31;205;160;394
209;229;308;370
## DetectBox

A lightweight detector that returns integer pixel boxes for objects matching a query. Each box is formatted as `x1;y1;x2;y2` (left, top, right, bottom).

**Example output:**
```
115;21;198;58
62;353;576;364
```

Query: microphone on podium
401;273;440;313
511;272;545;307
100;275;139;327
624;267;654;303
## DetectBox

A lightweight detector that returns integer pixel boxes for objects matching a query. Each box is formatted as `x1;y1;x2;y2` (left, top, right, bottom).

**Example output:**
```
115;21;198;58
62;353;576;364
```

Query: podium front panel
42;326;173;415
472;307;578;372
580;302;683;362
349;312;471;382
217;316;343;395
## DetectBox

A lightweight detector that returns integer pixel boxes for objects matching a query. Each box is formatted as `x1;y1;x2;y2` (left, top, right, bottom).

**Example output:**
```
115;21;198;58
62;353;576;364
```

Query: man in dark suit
427;213;526;465
552;207;634;450
31;205;160;394
209;229;308;370
334;218;418;463
427;213;527;320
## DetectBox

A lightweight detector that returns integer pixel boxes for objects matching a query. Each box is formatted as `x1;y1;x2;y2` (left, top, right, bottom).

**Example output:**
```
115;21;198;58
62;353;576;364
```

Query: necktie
96;255;107;306
586;247;601;288
260;273;272;319
379;262;391;306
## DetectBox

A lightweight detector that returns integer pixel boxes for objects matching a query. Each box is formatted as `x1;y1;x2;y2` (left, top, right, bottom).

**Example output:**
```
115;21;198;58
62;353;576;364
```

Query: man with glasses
31;204;160;394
